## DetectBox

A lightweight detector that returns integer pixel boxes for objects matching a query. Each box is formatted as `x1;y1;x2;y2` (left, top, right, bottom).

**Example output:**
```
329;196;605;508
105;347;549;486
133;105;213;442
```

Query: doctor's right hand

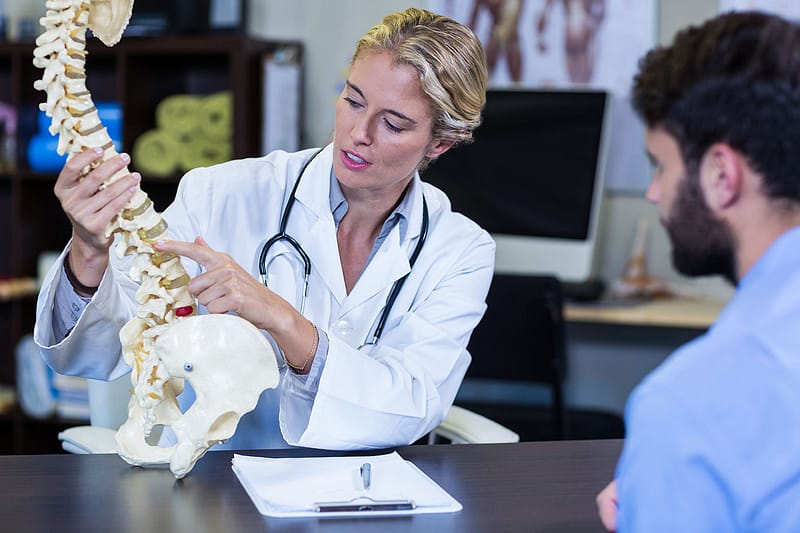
54;147;140;288
154;237;319;374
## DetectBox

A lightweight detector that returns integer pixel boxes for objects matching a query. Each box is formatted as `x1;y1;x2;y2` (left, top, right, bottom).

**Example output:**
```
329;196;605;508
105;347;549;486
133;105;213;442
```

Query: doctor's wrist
63;250;100;297
284;319;318;374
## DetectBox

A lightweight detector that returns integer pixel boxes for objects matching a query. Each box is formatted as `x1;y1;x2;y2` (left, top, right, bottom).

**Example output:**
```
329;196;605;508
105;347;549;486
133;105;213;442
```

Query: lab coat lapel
340;178;427;316
342;229;409;316
292;146;347;304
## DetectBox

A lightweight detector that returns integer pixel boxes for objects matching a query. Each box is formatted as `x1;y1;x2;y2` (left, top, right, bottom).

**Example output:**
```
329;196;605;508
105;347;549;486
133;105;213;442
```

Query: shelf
0;34;303;454
0;277;37;301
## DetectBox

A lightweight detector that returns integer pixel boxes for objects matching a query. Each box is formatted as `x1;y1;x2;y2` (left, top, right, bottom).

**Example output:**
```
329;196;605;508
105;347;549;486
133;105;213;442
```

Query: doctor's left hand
154;237;319;373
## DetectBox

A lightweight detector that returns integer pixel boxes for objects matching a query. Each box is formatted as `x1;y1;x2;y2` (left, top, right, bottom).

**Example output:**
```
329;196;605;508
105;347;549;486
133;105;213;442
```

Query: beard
662;173;738;285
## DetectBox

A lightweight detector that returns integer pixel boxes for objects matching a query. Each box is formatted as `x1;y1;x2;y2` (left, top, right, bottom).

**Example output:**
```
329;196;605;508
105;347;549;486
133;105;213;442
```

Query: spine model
33;0;195;451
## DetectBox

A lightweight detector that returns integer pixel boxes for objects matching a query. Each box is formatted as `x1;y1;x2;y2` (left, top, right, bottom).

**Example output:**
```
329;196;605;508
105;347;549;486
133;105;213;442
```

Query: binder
232;451;462;518
262;48;301;155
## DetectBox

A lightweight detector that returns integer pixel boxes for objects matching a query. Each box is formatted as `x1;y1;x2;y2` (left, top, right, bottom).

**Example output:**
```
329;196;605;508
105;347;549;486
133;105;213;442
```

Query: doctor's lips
341;149;371;170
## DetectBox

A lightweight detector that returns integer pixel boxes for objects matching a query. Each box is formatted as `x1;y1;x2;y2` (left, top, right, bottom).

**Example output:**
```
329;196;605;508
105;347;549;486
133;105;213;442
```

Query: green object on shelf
198;92;232;141
156;94;201;138
132;129;180;177
179;135;232;171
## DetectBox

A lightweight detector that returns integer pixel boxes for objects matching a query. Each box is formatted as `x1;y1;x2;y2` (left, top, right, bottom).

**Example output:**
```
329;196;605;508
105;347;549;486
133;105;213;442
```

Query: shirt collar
738;225;800;290
328;169;412;241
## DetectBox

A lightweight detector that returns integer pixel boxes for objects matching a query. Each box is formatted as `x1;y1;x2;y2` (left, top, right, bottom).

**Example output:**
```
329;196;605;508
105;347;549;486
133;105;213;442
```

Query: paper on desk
232;451;462;518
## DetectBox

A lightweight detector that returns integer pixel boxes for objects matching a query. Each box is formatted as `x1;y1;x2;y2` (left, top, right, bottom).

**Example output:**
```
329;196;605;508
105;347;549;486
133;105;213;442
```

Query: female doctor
34;8;494;450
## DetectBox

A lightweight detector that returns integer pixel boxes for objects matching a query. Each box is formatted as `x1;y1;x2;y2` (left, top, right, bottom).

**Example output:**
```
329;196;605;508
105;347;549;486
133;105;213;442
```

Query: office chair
457;274;569;440
457;273;625;441
428;405;520;444
58;375;129;454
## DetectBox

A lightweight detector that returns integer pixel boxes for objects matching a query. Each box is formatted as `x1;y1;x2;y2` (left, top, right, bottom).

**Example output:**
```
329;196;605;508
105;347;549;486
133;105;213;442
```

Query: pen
360;462;371;490
315;500;416;513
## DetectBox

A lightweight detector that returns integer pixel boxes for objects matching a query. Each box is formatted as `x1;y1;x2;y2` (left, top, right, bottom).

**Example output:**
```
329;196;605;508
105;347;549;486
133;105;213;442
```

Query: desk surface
565;297;726;329
1;439;622;533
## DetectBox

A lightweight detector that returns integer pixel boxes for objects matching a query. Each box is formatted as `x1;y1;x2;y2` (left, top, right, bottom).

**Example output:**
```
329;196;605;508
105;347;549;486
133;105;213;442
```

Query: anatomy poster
429;0;658;191
428;0;656;95
719;0;800;19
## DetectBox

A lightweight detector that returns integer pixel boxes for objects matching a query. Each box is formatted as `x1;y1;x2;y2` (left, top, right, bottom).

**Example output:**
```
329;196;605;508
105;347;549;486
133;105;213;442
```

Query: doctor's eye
383;118;404;133
344;97;363;109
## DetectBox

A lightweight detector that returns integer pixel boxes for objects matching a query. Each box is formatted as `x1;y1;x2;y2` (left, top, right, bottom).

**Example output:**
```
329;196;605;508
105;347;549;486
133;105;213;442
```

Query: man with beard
595;11;800;532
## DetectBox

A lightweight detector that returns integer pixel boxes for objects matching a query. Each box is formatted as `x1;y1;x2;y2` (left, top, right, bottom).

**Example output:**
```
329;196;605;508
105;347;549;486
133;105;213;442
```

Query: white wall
248;0;720;148
245;0;729;298
248;0;414;147
244;0;727;419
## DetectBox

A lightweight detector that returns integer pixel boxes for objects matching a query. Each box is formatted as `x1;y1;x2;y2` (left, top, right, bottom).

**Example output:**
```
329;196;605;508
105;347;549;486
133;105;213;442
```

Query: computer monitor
423;89;612;282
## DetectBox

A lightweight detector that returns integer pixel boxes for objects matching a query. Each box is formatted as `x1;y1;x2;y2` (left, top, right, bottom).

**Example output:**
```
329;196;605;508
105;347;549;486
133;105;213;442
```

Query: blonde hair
352;8;488;151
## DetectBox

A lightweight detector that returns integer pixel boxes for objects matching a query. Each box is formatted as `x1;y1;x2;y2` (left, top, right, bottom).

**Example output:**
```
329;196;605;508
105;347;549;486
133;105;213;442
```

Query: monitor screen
423;89;611;281
424;89;607;240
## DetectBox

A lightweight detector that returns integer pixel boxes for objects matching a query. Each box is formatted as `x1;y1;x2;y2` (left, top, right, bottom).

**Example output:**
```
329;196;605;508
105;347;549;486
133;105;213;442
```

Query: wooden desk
1;440;621;532
565;297;726;329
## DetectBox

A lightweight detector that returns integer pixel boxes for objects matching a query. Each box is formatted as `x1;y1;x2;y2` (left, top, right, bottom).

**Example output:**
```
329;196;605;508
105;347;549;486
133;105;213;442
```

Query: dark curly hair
632;12;800;201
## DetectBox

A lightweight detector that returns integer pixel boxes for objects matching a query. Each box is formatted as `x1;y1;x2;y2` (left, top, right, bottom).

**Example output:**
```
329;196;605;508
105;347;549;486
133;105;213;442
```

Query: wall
245;0;727;418
246;0;729;301
250;0;719;147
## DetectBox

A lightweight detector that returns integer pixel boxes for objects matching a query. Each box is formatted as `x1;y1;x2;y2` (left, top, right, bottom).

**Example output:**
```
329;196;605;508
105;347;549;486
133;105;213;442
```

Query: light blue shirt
615;226;800;532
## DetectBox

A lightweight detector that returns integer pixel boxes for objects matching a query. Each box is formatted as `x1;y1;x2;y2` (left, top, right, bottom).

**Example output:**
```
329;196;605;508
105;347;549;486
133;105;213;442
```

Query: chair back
468;274;566;383
464;274;567;438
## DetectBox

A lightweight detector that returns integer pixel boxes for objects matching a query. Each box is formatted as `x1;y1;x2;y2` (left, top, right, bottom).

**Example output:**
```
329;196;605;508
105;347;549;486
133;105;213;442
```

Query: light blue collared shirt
615;226;800;531
328;168;412;262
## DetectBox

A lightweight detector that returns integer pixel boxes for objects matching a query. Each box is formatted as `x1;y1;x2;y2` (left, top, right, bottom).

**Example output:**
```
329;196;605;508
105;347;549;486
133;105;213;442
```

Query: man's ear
425;139;456;161
701;143;743;211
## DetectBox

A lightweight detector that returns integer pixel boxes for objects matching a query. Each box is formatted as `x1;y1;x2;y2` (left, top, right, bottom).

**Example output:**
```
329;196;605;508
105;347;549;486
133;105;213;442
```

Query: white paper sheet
232;451;462;518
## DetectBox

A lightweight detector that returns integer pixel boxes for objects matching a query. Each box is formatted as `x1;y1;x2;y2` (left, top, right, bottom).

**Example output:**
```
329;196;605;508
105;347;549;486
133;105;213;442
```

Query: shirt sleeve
615;382;736;532
52;264;93;342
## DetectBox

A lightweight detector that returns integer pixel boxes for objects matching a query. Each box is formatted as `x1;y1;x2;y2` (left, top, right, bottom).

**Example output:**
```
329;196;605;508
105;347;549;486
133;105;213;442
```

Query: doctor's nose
350;116;373;146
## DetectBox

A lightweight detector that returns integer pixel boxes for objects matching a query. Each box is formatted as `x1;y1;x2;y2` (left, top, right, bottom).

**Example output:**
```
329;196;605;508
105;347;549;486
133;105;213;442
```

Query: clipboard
231;451;462;518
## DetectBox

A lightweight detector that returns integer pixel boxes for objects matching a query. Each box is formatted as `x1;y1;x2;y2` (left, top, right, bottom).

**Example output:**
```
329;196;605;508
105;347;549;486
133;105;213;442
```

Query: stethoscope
258;148;429;346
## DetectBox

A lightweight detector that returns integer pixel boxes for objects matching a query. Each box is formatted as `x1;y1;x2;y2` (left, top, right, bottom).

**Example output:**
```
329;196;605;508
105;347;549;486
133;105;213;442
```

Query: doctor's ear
425;139;456;161
700;143;743;211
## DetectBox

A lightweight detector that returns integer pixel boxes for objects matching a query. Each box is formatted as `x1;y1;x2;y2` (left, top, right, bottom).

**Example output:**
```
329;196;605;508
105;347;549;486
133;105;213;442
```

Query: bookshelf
0;34;302;453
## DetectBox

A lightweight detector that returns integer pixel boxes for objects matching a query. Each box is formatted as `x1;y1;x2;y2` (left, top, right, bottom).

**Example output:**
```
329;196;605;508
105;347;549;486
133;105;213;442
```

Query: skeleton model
33;0;279;478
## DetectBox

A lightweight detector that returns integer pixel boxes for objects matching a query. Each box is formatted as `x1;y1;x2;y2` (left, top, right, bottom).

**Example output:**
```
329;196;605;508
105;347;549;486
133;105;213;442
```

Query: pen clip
314;496;416;513
360;462;371;490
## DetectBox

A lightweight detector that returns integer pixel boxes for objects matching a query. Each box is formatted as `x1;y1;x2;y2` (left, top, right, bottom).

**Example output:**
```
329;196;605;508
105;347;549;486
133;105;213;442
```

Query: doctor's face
333;50;451;201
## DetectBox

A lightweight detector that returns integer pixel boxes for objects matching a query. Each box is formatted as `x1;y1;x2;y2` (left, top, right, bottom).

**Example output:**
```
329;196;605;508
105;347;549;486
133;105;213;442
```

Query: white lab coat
34;144;495;450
